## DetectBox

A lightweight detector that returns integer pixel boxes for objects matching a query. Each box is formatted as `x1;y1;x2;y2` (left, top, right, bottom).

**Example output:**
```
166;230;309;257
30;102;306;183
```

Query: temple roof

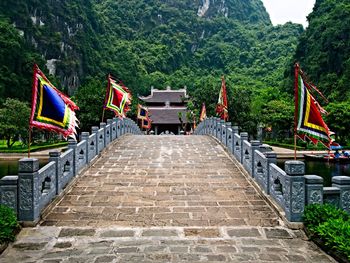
139;87;188;104
148;107;188;124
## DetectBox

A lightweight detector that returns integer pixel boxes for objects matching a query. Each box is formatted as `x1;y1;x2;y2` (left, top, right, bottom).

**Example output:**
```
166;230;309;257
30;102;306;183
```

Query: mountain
291;0;350;100
0;0;304;132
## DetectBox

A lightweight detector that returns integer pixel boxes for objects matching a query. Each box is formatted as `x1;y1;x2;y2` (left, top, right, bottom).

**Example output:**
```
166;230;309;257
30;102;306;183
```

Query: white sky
261;0;316;27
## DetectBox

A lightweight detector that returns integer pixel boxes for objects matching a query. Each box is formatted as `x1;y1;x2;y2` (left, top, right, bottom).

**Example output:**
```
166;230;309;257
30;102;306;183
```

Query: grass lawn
0;140;68;153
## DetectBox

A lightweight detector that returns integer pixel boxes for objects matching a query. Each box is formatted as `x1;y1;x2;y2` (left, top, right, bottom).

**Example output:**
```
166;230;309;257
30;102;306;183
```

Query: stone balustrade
195;117;350;222
0;118;141;224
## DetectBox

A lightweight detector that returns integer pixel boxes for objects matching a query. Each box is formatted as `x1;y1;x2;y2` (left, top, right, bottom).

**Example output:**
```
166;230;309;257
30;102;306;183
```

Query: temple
139;86;189;135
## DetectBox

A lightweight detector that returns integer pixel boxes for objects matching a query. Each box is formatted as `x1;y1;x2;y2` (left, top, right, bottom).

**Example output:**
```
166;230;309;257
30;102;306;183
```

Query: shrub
0;205;19;243
303;203;349;234
316;219;350;259
303;204;350;260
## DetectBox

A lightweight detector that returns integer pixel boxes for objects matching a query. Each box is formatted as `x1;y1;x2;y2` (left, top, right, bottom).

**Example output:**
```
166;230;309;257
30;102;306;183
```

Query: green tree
261;99;294;140
0;98;31;148
74;78;107;132
325;101;350;144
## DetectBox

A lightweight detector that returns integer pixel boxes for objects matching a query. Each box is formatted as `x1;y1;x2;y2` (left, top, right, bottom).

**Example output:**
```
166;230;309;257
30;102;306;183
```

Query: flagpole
28;128;32;158
102;74;111;123
294;63;299;160
101;108;106;123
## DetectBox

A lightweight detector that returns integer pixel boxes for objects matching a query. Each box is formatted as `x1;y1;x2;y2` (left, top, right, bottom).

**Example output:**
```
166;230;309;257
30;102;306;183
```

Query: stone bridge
0;118;337;262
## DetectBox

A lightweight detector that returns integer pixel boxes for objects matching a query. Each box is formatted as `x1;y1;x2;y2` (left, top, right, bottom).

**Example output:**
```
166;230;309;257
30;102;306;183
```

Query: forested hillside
0;0;305;134
285;0;350;143
7;0;349;145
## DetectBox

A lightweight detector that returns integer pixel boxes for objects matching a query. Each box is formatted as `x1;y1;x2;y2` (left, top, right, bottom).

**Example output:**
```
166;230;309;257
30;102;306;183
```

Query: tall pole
102;74;111;123
294;63;299;160
28;128;32;158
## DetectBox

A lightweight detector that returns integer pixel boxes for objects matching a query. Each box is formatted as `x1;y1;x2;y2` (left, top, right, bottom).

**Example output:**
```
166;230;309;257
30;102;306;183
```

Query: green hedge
0;205;20;244
303;204;350;260
0;141;68;153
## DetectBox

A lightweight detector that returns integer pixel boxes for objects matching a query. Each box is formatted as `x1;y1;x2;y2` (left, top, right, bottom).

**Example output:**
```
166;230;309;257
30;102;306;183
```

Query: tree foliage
3;0;349;142
0;98;31;148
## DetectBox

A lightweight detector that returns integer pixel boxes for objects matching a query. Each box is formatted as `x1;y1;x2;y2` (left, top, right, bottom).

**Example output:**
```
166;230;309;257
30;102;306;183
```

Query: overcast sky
261;0;316;27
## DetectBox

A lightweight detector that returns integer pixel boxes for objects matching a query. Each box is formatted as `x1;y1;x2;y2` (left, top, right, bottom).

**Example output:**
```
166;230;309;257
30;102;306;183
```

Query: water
0;159;48;179
277;159;350;187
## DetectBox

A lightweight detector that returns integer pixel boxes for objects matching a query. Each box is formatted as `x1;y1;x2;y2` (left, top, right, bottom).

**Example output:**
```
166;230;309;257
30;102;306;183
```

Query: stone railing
0;118;141;224
195;117;350;222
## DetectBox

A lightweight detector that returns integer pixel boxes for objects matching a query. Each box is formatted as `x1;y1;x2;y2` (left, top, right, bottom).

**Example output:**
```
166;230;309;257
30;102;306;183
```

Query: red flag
29;64;79;140
200;103;207;122
216;76;229;121
295;63;334;148
104;75;131;118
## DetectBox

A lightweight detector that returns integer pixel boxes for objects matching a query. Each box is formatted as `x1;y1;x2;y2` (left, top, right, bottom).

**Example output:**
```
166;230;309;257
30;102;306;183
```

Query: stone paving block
12;242;48;250
141;229;179;237
258;253;282;261
264;228;293;239
99;230;135;238
227;228;261;238
59;228;96;237
184;228;221;238
94;255;117;263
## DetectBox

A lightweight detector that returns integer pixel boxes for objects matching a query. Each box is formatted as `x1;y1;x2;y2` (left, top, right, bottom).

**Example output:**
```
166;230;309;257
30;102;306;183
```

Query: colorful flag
142;117;152;129
295;64;333;147
29;64;79;140
216;76;229;121
137;104;149;120
199;103;207;122
104;75;131;118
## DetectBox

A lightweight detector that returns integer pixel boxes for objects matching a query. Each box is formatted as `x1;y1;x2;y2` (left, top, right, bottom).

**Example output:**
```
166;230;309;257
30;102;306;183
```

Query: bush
316;219;350;258
303;204;350;260
0;205;19;243
303;203;349;233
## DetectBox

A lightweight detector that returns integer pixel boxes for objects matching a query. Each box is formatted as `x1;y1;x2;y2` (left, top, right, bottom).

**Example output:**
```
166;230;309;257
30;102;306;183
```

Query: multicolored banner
295;64;333;147
29;64;79;140
216;76;229;121
142;117;152;130
137;104;149;120
104;75;131;118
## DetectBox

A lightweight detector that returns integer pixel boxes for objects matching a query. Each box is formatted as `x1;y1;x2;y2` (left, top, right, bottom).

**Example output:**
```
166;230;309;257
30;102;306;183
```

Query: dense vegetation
0;0;349;143
0;205;19;244
303;204;350;260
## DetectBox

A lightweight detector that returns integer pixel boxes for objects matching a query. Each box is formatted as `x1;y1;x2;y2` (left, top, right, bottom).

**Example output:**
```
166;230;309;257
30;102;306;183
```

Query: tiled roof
148;107;188;124
139;88;188;103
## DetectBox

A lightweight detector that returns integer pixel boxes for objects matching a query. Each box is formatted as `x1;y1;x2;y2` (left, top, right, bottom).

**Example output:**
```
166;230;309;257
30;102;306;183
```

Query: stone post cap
323;186;340;194
220;119;225;123
18;158;39;173
81;131;90;137
251;140;261;147
91;126;99;133
240;132;248;138
100;122;107;128
305;175;324;184
332;176;350;185
285;160;305;176
264;152;277;159
68;139;77;147
49;151;61;158
0;176;18;185
107;119;113;124
226;122;232;127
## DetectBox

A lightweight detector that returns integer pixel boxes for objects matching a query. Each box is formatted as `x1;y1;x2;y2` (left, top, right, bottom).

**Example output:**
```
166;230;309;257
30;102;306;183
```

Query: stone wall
0;118;141;224
195;117;350;222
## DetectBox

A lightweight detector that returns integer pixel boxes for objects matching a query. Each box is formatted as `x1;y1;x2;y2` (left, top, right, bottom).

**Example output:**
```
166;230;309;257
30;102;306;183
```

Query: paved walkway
1;135;336;262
